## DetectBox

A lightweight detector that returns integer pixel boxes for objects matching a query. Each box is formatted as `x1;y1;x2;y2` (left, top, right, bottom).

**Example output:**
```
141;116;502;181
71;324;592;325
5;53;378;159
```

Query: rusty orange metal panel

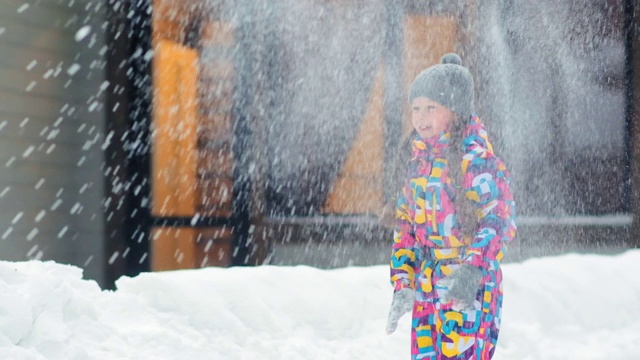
152;0;209;45
151;227;197;271
151;40;199;217
151;225;235;271
195;227;234;267
324;64;385;214
151;226;234;270
152;0;188;44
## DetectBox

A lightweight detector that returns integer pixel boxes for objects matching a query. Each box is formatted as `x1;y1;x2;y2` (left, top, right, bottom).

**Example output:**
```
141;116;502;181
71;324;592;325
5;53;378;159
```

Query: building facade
0;1;107;284
0;0;638;289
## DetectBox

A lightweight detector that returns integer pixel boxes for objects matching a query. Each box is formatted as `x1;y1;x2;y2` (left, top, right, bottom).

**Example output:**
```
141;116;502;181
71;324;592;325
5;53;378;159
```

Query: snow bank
0;250;639;359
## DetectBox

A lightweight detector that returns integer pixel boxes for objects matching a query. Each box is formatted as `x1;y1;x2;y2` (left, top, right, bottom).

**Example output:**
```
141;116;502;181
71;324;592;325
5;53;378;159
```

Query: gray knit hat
408;53;474;119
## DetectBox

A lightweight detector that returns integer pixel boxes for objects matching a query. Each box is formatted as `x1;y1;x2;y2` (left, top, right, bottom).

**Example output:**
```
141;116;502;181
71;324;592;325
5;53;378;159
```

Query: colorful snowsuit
390;115;517;360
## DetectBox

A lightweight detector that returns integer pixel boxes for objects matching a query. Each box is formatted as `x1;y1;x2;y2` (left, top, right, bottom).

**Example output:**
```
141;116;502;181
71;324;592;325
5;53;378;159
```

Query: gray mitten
442;264;483;310
385;288;415;334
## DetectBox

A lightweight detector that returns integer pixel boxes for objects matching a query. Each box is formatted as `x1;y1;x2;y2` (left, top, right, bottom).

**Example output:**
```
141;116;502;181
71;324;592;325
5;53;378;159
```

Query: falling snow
66;63;81;76
74;25;92;42
0;2;637;359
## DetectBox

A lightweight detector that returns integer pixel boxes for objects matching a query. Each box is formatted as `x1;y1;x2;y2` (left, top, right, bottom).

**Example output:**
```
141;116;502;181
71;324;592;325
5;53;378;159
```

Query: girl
385;54;517;360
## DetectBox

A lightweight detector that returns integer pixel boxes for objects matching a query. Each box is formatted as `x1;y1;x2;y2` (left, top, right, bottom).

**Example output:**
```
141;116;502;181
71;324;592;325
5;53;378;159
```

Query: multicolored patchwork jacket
390;115;517;291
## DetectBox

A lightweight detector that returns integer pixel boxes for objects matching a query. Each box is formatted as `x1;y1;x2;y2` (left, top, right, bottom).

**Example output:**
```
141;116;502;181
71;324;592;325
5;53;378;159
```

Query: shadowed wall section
264;0;385;216
323;64;385;214
323;15;458;216
151;1;240;270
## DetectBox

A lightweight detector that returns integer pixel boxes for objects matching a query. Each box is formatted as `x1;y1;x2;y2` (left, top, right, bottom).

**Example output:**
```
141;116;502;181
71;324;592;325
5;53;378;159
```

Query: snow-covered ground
0;250;639;360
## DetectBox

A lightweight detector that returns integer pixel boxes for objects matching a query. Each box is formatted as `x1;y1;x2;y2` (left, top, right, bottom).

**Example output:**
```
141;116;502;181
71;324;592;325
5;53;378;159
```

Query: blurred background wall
0;0;637;289
0;1;106;284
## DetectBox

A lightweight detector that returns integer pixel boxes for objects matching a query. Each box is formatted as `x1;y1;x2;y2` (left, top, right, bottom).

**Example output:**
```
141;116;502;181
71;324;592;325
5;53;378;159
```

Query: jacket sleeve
389;183;419;291
461;148;517;270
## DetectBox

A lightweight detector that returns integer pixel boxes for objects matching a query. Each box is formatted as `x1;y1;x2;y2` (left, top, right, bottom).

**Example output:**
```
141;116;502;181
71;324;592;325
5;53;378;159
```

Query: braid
382;120;478;241
446;115;477;240
391;131;416;198
380;130;416;228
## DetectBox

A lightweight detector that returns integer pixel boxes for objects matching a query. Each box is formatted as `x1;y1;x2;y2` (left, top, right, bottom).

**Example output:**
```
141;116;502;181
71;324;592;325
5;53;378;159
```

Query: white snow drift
0;250;639;360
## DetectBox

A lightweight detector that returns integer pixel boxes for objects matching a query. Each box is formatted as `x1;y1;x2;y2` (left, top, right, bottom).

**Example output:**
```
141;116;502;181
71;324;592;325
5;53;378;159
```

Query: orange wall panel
324;64;385;214
152;40;199;217
151;227;197;271
403;16;458;135
195;227;234;267
151;226;234;271
324;16;458;215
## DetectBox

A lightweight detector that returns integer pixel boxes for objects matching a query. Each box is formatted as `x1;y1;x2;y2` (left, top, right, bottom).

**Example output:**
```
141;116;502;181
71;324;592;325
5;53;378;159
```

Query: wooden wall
0;0;107;283
150;1;463;268
324;15;458;215
151;0;235;270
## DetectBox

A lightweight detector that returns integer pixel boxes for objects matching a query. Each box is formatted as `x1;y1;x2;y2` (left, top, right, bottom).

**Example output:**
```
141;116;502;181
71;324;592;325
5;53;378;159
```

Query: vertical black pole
231;1;253;265
104;0;131;289
124;0;153;276
625;0;636;213
626;0;640;246
383;2;405;204
104;0;152;288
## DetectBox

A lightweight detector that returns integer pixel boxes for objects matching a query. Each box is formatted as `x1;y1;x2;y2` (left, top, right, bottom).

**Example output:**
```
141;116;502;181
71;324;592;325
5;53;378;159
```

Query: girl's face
410;97;455;139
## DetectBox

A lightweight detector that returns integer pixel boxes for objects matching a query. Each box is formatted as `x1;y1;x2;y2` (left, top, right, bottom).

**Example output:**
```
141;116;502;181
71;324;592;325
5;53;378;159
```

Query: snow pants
411;247;503;360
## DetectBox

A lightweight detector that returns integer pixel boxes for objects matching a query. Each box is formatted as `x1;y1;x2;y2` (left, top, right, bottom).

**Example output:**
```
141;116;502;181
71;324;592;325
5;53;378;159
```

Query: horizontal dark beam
151;216;233;228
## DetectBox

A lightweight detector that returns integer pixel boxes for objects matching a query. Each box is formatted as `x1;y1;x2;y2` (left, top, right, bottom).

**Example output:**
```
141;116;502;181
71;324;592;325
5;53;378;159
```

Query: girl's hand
385;288;415;334
440;264;483;311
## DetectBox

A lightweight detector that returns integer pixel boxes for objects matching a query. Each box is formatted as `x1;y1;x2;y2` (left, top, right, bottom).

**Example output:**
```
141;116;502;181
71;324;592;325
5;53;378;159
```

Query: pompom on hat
408;53;474;119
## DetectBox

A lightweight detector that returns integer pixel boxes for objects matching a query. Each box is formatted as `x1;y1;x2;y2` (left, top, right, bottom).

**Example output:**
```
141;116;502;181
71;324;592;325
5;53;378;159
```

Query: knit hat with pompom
408;53;474;119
